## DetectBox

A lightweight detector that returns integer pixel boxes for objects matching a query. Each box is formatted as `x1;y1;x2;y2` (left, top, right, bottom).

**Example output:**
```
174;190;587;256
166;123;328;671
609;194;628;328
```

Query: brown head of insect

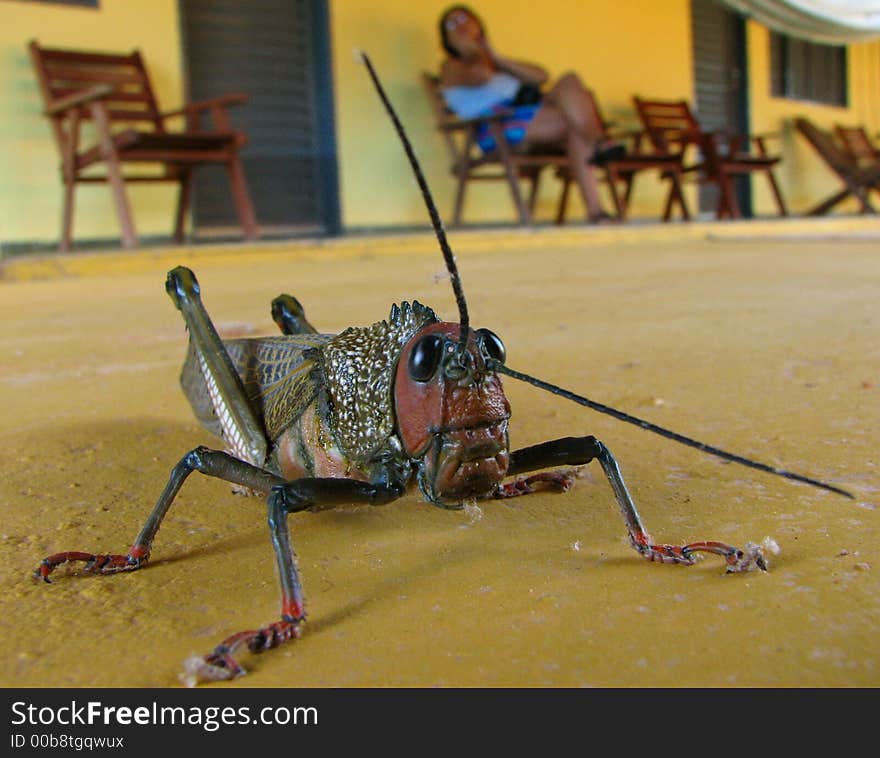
394;321;511;506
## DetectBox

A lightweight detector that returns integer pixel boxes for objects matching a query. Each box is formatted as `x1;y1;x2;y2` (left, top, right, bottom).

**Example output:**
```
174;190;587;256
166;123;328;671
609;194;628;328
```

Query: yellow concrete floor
0;219;877;688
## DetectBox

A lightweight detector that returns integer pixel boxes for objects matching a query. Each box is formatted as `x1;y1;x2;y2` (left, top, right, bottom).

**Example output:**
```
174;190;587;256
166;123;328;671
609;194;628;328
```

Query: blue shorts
474;103;541;153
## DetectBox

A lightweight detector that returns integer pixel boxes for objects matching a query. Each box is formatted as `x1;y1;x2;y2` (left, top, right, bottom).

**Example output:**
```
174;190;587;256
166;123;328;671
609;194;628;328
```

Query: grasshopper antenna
490;361;854;499
359;52;852;501
360;51;470;357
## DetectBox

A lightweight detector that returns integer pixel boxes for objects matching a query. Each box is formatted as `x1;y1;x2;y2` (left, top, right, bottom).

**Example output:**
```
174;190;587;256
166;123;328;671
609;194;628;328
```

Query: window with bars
770;32;848;106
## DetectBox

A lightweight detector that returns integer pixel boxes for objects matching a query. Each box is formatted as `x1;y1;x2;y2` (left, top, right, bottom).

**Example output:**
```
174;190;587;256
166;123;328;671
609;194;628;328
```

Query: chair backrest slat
633;97;700;153
30;40;162;128
835;125;878;164
795;118;856;176
421;72;471;167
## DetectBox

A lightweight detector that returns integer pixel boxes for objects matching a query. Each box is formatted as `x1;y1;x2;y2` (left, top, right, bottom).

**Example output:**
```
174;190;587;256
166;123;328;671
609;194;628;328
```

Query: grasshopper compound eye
408;334;444;382
477;328;506;364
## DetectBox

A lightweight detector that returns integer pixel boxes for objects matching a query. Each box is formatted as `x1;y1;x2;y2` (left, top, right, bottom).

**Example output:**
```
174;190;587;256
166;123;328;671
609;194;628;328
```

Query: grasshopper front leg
499;436;768;573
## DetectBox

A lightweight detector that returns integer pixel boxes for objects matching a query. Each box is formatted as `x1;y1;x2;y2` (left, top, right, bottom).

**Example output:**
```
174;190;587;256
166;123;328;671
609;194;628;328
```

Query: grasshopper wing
181;333;333;444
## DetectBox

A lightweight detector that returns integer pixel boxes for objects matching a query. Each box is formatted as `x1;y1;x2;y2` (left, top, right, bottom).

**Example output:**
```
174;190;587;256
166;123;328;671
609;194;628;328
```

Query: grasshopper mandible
35;54;852;685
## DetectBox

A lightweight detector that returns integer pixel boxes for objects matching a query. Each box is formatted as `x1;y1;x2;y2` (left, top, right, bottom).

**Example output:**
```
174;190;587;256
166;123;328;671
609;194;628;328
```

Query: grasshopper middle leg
499;435;767;573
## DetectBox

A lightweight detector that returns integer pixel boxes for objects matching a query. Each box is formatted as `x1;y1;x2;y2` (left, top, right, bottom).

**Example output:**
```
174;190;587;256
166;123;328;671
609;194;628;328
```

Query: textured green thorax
318;301;438;466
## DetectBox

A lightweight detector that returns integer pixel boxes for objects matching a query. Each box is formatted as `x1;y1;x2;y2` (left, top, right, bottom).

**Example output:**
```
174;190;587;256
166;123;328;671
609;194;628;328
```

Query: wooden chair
29;39;259;251
795;118;880;215
421;71;571;226
633;96;788;219
555;89;690;223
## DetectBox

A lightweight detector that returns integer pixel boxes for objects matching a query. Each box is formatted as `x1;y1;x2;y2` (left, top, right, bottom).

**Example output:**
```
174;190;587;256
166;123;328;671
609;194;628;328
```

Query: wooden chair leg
662;180;675;222
621;172;635;215
765;169;788;216
60;174;75;253
91;103;137;248
663;171;690;221
105;157;138;248
805;188;851;216
555;175;571;225
452;172;468;226
174;169;193;244
717;173;740;219
605;167;625;221
492;124;530;225
526;171;541;215
226;155;258;240
854;186;876;214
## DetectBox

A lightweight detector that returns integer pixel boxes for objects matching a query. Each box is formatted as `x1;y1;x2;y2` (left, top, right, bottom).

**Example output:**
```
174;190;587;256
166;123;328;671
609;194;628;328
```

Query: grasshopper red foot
633;537;775;573
494;466;587;499
635;542;698;566
181;618;303;687
35;549;148;582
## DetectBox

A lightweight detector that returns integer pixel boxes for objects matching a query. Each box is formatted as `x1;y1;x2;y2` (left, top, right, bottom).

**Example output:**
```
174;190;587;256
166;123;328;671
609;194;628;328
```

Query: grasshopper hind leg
271;294;317;335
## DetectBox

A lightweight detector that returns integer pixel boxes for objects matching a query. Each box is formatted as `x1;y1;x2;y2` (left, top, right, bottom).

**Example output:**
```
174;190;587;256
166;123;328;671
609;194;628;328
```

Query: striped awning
720;0;880;43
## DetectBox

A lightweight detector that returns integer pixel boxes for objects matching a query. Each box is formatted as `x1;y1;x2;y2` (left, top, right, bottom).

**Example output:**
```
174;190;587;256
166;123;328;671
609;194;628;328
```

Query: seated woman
438;4;622;224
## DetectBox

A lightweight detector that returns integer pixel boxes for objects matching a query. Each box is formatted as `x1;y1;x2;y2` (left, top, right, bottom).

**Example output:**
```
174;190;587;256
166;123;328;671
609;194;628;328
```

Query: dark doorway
179;0;340;238
691;0;751;216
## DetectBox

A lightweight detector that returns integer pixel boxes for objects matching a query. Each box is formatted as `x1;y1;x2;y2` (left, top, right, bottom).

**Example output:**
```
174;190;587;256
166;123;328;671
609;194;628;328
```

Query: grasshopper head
393;322;511;507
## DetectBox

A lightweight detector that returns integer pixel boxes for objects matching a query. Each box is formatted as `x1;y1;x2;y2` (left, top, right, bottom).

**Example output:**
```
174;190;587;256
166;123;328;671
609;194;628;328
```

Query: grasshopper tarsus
35;550;145;582
185;618;304;685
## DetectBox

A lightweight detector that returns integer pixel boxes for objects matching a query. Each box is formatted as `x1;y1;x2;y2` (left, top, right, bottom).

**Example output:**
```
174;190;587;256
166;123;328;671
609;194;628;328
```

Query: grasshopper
36;54;852;685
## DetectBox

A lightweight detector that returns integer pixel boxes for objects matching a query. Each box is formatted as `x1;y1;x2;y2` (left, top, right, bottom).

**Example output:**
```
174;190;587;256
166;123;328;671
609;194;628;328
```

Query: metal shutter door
179;0;339;236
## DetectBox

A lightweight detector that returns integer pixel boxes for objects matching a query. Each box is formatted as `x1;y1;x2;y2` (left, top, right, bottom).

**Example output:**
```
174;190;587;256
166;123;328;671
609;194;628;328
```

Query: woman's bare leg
543;72;606;146
526;102;607;220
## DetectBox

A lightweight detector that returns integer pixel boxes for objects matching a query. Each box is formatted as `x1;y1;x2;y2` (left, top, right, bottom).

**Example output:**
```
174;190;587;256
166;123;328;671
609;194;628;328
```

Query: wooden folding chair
795;118;880;215
633;96;788;219
421;71;571;226
29;39;259;251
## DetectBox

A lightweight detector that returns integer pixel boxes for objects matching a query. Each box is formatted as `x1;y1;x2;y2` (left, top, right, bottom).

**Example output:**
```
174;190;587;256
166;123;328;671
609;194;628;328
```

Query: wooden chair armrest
656;127;697;140
161;93;249;120
749;131;781;141
45;84;114;116
746;132;783;157
644;127;700;152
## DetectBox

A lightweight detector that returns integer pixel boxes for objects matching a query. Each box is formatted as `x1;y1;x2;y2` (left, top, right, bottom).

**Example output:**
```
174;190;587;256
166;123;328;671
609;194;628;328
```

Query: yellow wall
1;1;879;246
747;21;880;215
0;0;183;246
330;0;695;227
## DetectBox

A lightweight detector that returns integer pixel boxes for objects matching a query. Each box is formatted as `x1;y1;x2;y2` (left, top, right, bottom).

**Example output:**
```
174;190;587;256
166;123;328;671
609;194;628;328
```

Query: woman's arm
482;40;548;86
